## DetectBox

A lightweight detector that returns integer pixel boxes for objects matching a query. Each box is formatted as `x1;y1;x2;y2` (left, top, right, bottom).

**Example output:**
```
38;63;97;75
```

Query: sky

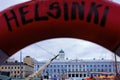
0;0;120;61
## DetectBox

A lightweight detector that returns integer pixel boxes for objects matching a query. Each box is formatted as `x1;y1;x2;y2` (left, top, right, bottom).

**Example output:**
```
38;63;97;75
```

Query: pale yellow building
23;56;34;67
0;56;34;78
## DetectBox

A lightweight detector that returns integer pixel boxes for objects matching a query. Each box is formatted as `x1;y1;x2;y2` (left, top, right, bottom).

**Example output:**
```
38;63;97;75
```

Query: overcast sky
0;0;120;61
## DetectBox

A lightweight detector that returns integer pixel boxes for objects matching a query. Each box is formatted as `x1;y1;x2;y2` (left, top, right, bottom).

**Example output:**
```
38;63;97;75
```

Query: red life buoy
0;0;120;63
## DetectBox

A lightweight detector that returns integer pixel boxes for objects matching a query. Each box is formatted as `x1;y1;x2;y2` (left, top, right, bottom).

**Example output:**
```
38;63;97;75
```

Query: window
101;69;104;72
98;69;100;72
68;65;70;67
65;69;67;72
76;74;78;77
69;69;71;72
72;65;74;68
101;65;104;67
109;69;111;72
37;65;39;68
76;65;78;67
94;65;96;67
54;69;56;72
87;65;89;67
105;65;107;67
80;74;82;77
50;65;52;67
84;74;86;77
58;69;59;72
83;65;85;67
72;74;75;77
43;70;45;73
90;65;92;67
65;65;67;67
79;65;81;68
68;74;71;77
98;65;99;67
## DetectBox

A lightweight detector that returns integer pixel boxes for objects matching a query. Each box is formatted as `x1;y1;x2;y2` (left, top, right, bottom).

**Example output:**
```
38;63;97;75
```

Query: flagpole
114;52;118;76
20;51;22;78
115;47;120;79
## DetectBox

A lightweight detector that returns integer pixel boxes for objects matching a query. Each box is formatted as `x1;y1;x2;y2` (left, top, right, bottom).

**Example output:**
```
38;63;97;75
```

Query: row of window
68;74;86;77
10;71;23;74
42;68;112;73
1;66;23;69
10;74;24;78
36;64;112;68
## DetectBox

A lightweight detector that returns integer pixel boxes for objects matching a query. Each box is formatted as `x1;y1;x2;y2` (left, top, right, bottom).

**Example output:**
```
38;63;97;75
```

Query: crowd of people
85;75;115;80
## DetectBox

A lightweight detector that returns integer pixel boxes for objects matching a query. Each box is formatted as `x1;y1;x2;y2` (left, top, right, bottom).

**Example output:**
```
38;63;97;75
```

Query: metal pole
114;52;118;76
115;46;120;79
20;51;22;78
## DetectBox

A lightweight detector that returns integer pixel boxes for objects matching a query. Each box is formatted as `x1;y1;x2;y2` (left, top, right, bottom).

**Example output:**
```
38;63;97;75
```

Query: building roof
2;62;27;65
35;58;117;63
1;62;33;67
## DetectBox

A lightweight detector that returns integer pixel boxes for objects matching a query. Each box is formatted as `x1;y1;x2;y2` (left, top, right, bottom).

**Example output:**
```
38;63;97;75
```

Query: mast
114;52;118;76
20;51;22;78
115;46;120;79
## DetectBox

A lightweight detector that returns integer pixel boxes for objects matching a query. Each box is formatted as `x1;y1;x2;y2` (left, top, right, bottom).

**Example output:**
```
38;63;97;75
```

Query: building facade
0;56;34;78
34;50;120;80
23;56;34;67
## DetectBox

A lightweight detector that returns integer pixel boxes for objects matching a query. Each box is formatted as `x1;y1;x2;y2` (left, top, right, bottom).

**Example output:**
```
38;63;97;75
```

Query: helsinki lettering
3;1;109;31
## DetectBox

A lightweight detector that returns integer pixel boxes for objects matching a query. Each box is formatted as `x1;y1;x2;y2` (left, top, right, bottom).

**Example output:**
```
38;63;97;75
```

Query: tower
59;49;65;60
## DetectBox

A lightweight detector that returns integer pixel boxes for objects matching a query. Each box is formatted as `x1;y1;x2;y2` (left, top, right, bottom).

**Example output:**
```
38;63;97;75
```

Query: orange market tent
107;75;115;79
99;75;106;79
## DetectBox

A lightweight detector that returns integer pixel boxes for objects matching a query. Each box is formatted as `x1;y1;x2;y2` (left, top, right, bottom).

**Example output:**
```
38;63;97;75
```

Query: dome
59;49;64;54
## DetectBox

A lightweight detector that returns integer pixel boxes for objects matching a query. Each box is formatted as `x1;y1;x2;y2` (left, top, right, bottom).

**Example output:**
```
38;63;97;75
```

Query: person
86;76;92;80
52;75;57;80
92;75;97;80
86;75;98;80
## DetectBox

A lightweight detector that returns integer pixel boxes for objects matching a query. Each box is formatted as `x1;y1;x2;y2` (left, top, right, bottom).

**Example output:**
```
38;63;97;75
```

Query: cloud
10;38;119;61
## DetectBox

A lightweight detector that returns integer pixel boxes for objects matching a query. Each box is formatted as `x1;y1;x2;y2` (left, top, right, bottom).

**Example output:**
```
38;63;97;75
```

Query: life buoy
0;0;120;63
